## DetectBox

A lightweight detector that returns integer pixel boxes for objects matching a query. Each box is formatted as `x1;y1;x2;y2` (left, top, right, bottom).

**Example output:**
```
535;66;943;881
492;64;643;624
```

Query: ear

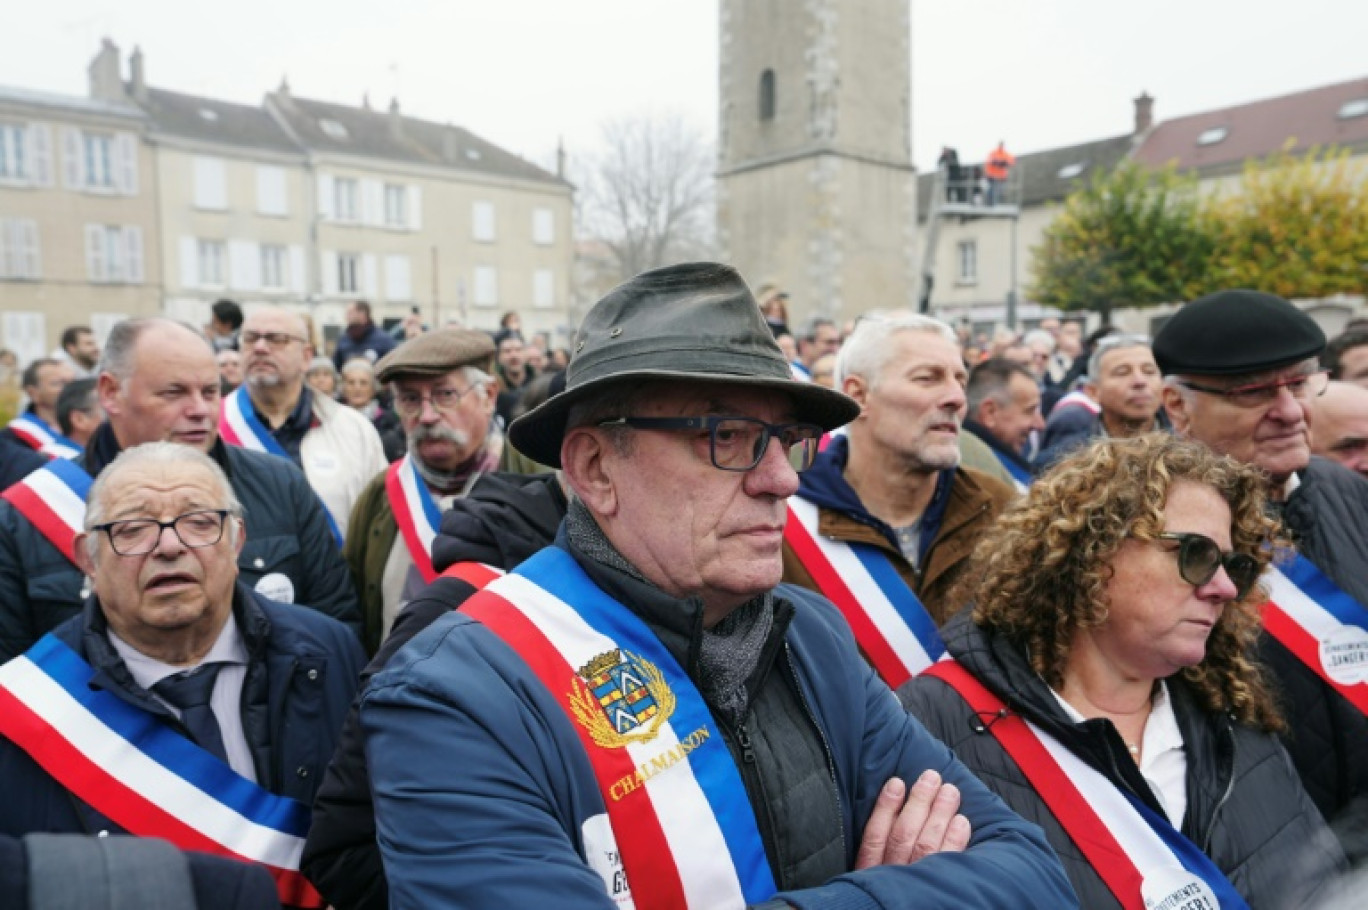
73;533;96;579
976;397;999;428
841;373;870;415
1161;384;1191;435
561;427;618;518
231;518;247;558
479;380;498;416
97;372;122;417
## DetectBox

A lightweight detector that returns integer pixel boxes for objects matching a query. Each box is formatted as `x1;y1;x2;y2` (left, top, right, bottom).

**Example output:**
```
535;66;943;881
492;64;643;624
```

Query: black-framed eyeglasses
241;331;308;349
597;416;825;473
1177;370;1329;409
1156;532;1260;599
393;384;485;418
91;510;232;557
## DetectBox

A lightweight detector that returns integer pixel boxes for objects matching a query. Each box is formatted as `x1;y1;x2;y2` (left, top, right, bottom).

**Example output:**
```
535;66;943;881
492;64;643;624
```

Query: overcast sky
2;1;1366;173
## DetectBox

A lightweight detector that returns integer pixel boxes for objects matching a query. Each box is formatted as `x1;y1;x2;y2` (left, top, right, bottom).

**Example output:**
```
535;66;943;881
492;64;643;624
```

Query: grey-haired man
360;263;1072;909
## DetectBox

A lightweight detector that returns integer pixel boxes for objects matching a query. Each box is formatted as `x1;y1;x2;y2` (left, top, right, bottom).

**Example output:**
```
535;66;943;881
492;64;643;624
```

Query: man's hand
854;770;973;869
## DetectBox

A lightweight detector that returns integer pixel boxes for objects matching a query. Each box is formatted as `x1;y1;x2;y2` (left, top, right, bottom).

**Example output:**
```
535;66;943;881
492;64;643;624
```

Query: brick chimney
1134;92;1154;135
129;46;148;103
88;38;124;103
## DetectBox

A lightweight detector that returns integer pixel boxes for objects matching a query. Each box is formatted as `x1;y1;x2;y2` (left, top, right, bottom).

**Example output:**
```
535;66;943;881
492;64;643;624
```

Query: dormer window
1197;126;1228;146
1057;162;1087;179
319;119;349;140
1338;98;1368;120
198;108;219;122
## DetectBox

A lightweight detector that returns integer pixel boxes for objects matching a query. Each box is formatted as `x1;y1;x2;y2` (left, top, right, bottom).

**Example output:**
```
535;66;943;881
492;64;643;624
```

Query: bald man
1311;380;1368;479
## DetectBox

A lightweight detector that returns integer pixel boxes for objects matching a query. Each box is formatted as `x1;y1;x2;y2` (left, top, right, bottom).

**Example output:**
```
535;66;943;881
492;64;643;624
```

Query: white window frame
0;124;27;182
384;254;412;301
335;177;359;223
473;266;498;307
0;218;41;279
338;252;360;294
957;240;978;285
260;244;287;290
384;183;407;229
193;156;228;211
532;207;554;246
472;201;496;242
86;225;144;284
532;269;555;309
198;239;226;288
256;165;288;216
83;133;116;190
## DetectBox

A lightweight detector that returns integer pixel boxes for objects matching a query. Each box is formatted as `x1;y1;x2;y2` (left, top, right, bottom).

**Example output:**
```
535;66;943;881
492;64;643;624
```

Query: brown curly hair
967;433;1287;731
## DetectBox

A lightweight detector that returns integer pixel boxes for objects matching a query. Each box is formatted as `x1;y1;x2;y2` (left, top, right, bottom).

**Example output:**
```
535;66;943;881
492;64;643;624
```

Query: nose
417;396;442;423
1030;411;1046;431
744;437;801;499
1266;384;1306;424
153;522;187;556
1197;564;1239;602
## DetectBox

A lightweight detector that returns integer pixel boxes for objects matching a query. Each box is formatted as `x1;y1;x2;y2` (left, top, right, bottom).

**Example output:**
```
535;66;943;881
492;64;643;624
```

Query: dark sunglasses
1156;532;1260;599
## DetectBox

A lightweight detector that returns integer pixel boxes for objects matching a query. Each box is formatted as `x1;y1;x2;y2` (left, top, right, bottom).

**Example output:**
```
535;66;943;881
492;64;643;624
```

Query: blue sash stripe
1121;789;1251;910
44;456;94;499
995;451;1033;486
14;414;84;456
29;634;310;837
231;387;289;459
516;548;778;903
850;543;945;662
407;457;444;529
1286;554;1368;633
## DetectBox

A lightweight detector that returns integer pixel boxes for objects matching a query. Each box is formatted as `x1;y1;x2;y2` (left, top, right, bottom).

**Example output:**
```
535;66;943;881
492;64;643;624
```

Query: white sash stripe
1264;566;1343;639
221;392;268;453
0;656;305;868
789;498;935;673
397;456;437;555
26;466;89;532
489;574;747;910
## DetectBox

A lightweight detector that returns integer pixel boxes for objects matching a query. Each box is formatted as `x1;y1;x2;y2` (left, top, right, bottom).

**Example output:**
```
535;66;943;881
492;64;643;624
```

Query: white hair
836;313;959;389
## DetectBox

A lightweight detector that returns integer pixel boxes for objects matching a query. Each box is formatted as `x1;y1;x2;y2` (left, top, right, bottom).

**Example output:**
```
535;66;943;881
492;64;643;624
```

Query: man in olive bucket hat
360;262;1071;908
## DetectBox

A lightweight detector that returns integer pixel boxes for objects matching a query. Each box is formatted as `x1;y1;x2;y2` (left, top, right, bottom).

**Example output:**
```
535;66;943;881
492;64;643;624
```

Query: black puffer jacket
1271;457;1368;837
0;426;361;661
898;610;1346;910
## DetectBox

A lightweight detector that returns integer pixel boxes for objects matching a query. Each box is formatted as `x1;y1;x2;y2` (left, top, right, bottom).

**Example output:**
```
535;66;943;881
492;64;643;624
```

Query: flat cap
374;328;496;383
1152;289;1326;376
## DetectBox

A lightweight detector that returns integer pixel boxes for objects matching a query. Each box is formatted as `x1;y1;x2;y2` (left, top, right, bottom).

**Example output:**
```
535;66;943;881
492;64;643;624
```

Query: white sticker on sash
1319;626;1368;686
1142;866;1219;910
581;812;634;908
254;572;296;604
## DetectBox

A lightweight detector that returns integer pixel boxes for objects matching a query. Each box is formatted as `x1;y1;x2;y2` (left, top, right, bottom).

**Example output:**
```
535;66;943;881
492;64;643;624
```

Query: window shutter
124;227;144;283
62;128;83;188
23;221;42;279
533;269;554;308
28;125;53;187
194;157;228;210
179;236;199;289
321;250;339;296
317;173;335;220
361;179;383;227
288;245;307;294
0;221;10;278
533;208;554;245
256;166;287;216
85;225;107;282
229;239;259;290
407;185;422;231
384;255;412;301
115;133;139;195
360;254;378;296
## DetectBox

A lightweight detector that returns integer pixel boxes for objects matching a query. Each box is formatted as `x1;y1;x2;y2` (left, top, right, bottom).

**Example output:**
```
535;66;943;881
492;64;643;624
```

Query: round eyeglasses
393;384;485;418
1177;370;1329;409
1156;532;1260;599
598;416;825;473
91;510;232;557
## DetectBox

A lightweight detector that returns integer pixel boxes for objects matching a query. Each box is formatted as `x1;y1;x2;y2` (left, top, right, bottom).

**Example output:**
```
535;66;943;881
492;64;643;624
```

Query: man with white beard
782;315;1015;688
343;329;502;653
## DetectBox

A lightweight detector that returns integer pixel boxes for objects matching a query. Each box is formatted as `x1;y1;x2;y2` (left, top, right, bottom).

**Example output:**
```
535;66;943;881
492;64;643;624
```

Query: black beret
1152;289;1326;376
375;328;496;383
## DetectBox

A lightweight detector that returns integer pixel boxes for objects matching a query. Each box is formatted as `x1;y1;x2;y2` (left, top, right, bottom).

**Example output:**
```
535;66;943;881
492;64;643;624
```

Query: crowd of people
0;271;1364;909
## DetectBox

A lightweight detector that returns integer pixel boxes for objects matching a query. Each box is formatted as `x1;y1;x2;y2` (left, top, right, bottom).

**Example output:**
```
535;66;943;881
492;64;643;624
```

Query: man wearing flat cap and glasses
360;262;1073;909
1156;288;1368;848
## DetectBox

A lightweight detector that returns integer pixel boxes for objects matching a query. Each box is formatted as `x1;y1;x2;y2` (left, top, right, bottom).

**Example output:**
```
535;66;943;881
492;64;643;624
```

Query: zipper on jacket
716;712;782;878
1201;717;1238;854
783;643;848;864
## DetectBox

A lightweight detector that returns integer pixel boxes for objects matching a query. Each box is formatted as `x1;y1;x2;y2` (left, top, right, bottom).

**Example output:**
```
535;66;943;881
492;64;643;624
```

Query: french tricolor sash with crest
462;547;777;909
7;413;82;458
783;497;945;688
385;454;443;584
1261;555;1368;716
219;386;342;546
925;661;1249;910
1;458;92;566
0;634;323;908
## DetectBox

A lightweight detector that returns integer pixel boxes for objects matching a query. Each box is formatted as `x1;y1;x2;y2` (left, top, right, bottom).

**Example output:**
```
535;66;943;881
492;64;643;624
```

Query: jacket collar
963;419;1033;473
81;423;235;480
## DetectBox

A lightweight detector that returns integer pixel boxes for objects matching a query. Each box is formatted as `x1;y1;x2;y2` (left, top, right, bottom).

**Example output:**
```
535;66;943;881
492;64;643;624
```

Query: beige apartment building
0;76;160;364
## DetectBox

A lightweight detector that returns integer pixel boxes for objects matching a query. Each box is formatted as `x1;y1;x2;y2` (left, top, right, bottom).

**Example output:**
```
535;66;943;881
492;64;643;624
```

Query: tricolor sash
1053;389;1101;415
7;413;82;458
438;560;505;588
0;634;322;908
993;450;1032;491
1;458;92;566
784;497;945;688
925;661;1250;910
463;547;777;909
219;387;342;546
1261;555;1368;715
386;455;442;584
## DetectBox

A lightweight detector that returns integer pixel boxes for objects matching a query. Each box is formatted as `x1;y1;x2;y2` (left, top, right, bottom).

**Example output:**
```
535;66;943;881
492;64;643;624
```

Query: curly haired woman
898;434;1345;909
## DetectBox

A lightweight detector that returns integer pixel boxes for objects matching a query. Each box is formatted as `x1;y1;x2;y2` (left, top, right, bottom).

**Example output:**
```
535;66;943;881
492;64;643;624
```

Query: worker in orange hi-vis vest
985;141;1015;205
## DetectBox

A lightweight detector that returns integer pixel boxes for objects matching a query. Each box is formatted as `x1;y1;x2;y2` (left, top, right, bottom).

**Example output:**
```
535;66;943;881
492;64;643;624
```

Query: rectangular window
532;207;554;245
335;178;359;223
198;239;226;287
472;201;496;242
0;124;26;181
193;156;227;210
533;269;554;309
384;254;412;301
84;133;115;189
384;184;407;229
261;244;287;289
957;240;978;284
338;252;360;294
473;266;498;307
0;218;41;279
87;225;143;284
256;166;287;216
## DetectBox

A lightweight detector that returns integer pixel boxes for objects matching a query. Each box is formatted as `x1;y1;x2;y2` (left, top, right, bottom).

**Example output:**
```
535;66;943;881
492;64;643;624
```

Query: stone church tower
717;0;915;325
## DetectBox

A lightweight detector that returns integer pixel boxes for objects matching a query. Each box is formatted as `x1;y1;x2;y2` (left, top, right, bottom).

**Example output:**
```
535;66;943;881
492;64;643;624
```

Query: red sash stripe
439;561;504;589
1262;600;1368;715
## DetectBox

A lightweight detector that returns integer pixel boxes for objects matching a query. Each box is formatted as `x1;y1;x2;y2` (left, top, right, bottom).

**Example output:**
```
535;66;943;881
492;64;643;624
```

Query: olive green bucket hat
507;262;859;468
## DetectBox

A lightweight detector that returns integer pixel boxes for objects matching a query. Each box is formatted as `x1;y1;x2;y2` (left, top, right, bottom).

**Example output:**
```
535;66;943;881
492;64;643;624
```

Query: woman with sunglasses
898;434;1345;909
